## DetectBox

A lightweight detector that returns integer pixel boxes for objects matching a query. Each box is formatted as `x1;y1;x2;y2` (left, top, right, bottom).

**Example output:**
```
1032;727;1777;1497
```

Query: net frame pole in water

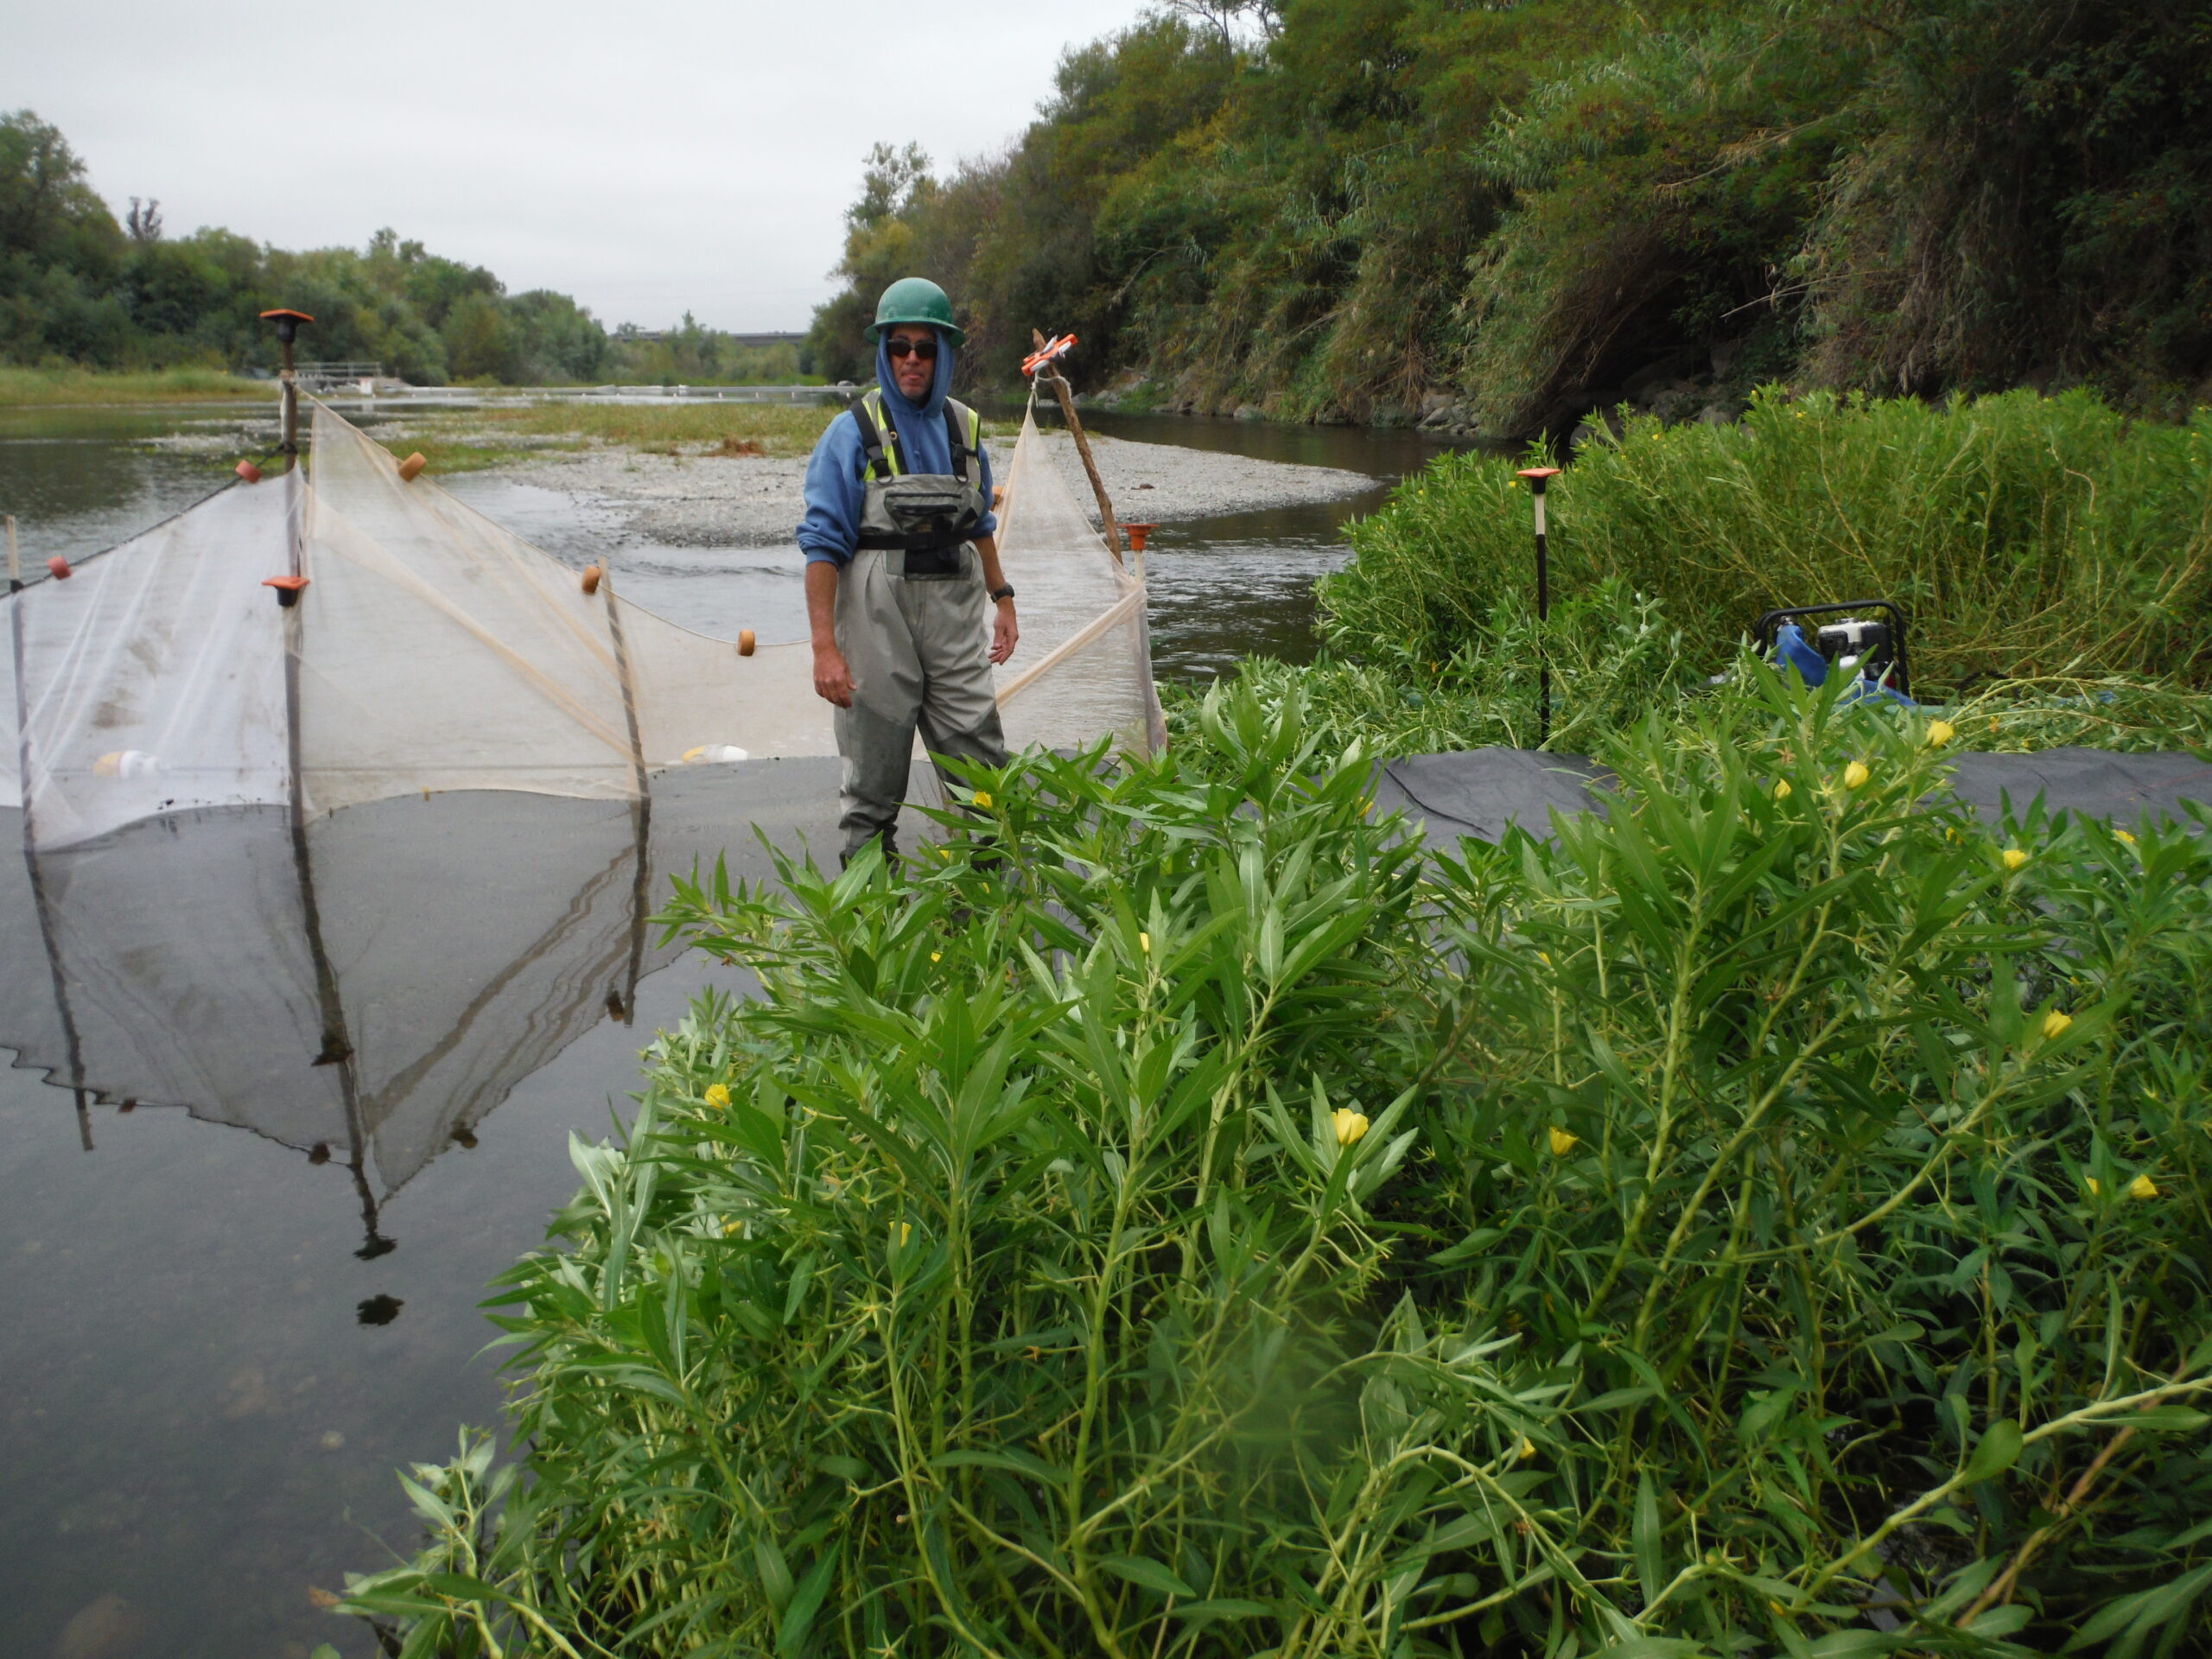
1517;466;1562;745
260;308;315;462
1028;330;1124;564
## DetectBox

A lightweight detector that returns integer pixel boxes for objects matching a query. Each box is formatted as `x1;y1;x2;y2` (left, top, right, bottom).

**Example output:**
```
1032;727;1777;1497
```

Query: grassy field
0;365;273;405
344;678;2212;1658
1323;390;2212;694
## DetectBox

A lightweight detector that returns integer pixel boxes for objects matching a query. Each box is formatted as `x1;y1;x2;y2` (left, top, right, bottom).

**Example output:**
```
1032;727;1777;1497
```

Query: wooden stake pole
1517;466;1562;746
6;515;18;593
1033;330;1123;564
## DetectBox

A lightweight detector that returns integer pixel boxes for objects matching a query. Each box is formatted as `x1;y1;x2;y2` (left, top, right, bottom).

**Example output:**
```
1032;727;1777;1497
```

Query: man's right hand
813;644;855;708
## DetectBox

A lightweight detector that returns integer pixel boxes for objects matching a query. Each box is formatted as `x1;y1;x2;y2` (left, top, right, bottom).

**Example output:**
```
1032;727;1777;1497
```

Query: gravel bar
495;432;1379;548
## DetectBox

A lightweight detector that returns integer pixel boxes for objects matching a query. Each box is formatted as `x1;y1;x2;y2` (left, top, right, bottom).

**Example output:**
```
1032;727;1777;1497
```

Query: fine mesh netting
991;406;1168;756
2;400;1159;854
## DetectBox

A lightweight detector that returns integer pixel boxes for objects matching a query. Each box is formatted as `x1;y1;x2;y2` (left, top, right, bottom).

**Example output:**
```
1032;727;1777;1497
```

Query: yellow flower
1773;779;1792;800
1843;760;1871;790
2116;829;2137;845
1332;1109;1370;1147
1988;718;2000;733
703;1084;731;1109
893;1222;912;1248
1516;1437;1538;1460
2130;1173;2159;1200
2087;1177;2102;1197
1138;931;1152;954
2003;847;2031;871
1549;1126;1580;1156
2042;1008;2073;1040
931;951;942;963
1926;719;1955;747
972;790;993;810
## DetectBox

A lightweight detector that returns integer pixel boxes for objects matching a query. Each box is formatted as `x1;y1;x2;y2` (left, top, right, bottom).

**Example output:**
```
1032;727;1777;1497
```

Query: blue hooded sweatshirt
797;327;997;567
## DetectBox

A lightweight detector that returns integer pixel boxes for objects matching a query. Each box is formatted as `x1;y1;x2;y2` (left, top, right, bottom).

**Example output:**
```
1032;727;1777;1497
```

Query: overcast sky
4;0;1158;332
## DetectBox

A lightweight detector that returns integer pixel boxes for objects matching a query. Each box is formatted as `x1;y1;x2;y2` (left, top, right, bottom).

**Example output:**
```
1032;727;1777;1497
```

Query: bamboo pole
1033;330;1123;564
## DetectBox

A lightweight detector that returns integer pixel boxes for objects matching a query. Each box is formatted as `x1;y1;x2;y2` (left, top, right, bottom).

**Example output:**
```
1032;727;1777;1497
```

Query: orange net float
235;460;264;484
1123;522;1157;555
397;453;428;482
737;629;755;657
581;565;602;595
46;556;71;580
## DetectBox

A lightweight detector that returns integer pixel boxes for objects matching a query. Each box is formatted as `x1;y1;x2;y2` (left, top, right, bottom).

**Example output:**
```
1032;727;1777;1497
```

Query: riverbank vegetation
0;111;809;388
344;677;2212;1656
0;365;267;404
1320;391;2212;696
813;0;2212;433
363;401;844;475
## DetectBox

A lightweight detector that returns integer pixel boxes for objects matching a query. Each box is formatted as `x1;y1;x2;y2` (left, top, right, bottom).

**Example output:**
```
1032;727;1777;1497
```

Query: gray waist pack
858;474;984;551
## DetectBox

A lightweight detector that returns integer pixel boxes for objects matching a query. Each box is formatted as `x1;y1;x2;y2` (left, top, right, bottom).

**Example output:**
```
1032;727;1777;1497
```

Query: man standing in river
798;277;1019;868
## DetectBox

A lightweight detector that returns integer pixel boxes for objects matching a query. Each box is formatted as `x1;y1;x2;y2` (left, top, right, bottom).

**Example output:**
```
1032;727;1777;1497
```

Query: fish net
1;399;1159;852
991;404;1167;757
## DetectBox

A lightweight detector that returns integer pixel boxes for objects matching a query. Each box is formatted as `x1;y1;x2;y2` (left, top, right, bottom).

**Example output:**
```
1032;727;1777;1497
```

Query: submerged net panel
2;478;296;849
304;790;652;1192
301;408;640;813
990;409;1166;755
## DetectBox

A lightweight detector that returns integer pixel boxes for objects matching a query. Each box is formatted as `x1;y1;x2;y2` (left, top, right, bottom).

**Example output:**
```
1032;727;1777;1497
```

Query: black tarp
1370;749;1610;846
1374;744;2212;846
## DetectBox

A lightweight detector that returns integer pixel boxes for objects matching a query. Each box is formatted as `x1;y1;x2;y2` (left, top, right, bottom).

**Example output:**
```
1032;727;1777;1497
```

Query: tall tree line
0;111;801;386
810;0;2212;434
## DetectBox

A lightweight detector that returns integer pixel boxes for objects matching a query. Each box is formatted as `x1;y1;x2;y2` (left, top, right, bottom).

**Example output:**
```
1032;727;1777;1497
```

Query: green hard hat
867;276;965;347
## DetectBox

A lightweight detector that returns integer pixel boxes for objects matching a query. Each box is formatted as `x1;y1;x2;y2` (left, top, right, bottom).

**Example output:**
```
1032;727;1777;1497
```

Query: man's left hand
990;601;1019;665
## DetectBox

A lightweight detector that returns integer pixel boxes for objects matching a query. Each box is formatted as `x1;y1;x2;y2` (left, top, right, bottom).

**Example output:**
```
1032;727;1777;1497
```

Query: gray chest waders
831;389;1007;861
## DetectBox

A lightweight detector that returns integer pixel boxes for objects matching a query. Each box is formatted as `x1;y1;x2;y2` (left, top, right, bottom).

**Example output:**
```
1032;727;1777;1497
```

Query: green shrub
1171;579;1699;757
1321;390;2212;691
345;683;2212;1657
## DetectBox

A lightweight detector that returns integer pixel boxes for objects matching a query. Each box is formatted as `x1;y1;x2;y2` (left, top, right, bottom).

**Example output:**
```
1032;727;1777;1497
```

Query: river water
0;397;1453;1659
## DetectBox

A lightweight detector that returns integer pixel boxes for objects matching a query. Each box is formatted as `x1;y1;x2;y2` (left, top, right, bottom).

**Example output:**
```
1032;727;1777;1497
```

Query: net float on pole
581;564;602;595
1123;522;1156;578
737;629;756;657
262;575;310;608
1516;465;1562;745
397;453;428;482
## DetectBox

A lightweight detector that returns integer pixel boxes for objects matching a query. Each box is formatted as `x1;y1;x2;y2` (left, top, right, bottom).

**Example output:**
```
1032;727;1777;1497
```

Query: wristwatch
988;584;1015;602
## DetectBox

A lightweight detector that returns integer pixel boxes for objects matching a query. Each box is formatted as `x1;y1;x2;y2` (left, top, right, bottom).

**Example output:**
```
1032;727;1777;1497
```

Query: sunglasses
885;336;938;359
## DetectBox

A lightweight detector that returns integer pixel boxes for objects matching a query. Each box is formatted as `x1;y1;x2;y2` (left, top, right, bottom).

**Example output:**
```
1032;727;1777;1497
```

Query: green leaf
755;1536;795;1611
1961;1419;2024;1484
931;1447;1069;1489
1102;1554;1197;1599
1172;1598;1273;1622
1634;1471;1662;1610
778;1552;838;1657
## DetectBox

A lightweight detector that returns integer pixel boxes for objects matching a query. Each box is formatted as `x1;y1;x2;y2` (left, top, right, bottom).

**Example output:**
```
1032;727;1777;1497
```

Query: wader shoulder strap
849;389;906;480
943;398;981;488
